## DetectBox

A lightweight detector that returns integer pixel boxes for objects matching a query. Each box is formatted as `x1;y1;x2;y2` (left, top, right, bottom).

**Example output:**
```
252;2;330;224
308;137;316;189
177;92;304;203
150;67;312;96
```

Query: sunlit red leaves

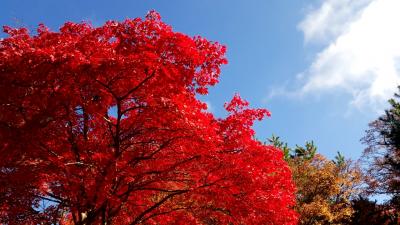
0;11;297;224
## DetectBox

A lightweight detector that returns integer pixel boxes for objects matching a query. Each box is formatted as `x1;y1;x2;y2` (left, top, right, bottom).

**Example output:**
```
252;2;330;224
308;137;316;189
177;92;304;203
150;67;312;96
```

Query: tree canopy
270;136;363;225
0;11;297;224
362;87;400;208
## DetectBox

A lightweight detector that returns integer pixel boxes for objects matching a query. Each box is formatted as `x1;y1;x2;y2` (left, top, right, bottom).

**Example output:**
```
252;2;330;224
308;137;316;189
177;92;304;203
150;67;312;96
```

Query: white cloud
299;0;371;44
298;0;400;111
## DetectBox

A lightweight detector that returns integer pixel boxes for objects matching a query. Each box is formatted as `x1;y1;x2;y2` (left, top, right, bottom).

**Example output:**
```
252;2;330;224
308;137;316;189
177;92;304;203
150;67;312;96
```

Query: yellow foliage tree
269;136;363;225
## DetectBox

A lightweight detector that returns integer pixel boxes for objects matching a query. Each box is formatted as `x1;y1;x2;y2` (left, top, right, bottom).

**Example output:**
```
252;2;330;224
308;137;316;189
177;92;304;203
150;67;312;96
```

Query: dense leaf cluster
0;11;297;224
270;138;363;225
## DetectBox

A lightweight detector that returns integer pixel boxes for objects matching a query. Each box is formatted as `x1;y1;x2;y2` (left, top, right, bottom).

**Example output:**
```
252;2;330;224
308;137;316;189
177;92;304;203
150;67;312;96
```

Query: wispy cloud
292;0;400;112
298;0;371;44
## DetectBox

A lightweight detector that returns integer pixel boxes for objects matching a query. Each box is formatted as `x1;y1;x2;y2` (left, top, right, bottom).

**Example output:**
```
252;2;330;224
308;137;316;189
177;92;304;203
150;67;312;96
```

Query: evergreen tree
362;86;400;209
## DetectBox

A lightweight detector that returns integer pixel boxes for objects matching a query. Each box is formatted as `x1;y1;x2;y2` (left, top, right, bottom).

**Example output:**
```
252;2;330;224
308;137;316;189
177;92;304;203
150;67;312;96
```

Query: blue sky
2;0;399;160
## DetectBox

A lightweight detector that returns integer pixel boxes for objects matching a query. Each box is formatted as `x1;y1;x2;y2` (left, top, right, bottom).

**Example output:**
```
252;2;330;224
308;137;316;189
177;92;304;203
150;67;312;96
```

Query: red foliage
0;11;297;225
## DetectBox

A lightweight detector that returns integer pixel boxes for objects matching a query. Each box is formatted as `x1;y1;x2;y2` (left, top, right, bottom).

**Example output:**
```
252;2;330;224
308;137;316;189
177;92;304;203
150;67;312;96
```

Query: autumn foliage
270;137;363;225
292;154;362;224
0;11;297;224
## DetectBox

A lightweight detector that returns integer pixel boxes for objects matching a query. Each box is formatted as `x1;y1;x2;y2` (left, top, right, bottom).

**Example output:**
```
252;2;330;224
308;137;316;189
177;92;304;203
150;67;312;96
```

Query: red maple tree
0;11;297;225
